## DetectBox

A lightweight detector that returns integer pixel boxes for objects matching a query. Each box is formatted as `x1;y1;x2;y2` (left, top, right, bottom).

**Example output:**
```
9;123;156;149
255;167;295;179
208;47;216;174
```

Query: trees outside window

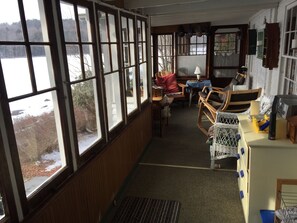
0;0;149;219
137;19;148;103
121;15;138;115
0;0;69;200
59;1;104;157
157;34;174;72
97;8;123;131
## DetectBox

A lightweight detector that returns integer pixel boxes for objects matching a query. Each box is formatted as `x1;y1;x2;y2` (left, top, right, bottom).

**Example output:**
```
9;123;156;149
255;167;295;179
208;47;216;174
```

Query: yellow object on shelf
252;115;270;133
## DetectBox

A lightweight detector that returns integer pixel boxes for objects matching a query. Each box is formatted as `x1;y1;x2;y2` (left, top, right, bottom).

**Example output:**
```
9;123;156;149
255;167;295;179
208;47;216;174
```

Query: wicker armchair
209;112;240;169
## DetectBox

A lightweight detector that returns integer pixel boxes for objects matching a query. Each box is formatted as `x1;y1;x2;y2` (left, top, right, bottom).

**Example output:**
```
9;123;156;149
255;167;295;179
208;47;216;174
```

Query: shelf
262;23;280;70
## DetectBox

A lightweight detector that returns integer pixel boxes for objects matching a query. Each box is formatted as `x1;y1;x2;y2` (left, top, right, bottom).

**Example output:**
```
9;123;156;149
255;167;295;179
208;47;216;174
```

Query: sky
0;0;40;24
0;0;75;25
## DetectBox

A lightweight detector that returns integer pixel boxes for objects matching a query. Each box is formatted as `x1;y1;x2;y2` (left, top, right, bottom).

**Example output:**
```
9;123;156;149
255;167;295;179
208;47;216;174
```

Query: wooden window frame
136;16;149;107
0;0;73;216
57;0;107;166
95;4;125;140
155;34;174;73
0;133;17;223
120;12;139;119
177;34;207;56
0;0;150;221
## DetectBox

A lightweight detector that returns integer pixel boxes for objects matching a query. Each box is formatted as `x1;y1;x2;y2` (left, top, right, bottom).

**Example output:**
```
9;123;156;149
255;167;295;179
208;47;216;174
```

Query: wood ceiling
102;0;281;26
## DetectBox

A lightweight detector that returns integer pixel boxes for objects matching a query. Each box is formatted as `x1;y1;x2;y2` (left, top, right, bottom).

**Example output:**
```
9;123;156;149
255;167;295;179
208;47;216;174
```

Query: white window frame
281;1;297;95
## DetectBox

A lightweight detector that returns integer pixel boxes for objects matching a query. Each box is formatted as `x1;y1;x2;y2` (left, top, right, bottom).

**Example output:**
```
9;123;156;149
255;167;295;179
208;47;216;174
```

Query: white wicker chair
210;112;239;169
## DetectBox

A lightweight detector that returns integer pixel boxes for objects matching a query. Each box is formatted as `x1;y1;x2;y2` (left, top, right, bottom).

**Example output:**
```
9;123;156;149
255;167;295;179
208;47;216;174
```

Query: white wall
247;8;278;96
247;0;296;96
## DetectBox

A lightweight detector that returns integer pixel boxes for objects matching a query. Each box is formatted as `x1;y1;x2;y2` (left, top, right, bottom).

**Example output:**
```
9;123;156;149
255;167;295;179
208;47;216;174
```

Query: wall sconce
194;66;201;80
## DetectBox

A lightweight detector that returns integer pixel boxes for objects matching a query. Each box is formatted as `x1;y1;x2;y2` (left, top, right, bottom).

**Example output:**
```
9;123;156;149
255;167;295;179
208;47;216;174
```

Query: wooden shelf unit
262;23;280;70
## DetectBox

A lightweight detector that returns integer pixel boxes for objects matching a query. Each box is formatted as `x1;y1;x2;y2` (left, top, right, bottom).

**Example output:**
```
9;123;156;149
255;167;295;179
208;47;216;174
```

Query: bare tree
157;35;173;72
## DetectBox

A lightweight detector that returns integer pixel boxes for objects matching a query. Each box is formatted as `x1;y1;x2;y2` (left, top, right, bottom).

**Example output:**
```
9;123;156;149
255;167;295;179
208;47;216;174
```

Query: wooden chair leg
197;100;208;136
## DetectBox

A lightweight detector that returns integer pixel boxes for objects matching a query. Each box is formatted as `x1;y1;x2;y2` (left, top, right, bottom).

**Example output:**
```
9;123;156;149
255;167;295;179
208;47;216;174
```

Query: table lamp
194;66;201;80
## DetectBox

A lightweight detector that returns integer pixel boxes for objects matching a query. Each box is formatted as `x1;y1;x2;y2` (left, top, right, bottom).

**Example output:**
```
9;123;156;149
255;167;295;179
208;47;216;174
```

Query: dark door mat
111;196;181;223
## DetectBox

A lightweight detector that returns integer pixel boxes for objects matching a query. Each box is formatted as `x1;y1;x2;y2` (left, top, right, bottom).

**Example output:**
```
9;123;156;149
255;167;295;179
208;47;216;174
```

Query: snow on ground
42;150;62;172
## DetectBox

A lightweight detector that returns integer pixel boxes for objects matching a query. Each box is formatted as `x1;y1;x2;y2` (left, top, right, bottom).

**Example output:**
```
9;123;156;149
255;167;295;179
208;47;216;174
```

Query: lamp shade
194;66;201;75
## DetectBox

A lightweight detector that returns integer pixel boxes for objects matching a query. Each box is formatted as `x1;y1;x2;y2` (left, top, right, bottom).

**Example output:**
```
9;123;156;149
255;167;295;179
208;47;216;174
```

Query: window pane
24;0;49;42
98;11;108;42
125;67;137;114
140;63;148;102
108;14;116;42
123;44;129;66
1;46;32;98
121;17;128;42
78;6;91;42
0;193;4;220
105;72;122;130
213;68;237;78
101;44;111;73
10;92;66;197
32;46;56;91
190;36;197;43
138;43;143;62
214;53;239;66
0;0;24;41
130;43;135;66
66;44;82;81
60;2;78;42
129;18;134;42
111;44;118;71
215;33;237;54
143;43;146;61
82;45;95;77
71;79;102;154
142;21;146;41
137;20;142;41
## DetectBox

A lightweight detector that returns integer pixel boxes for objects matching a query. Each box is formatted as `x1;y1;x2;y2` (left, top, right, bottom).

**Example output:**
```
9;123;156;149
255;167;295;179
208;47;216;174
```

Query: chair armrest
201;85;223;94
201;98;218;114
177;83;187;95
204;89;226;102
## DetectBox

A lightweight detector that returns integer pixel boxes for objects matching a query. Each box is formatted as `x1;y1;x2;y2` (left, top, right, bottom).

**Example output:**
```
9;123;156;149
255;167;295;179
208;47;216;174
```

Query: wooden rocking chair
197;88;262;135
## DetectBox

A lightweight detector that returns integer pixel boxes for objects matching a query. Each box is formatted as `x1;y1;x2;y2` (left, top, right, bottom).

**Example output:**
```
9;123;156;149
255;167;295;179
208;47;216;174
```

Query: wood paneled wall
24;106;152;223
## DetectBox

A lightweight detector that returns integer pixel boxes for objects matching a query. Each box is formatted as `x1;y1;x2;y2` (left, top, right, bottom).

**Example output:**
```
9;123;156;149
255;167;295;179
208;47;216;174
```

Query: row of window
155;32;239;76
0;0;148;221
282;2;297;95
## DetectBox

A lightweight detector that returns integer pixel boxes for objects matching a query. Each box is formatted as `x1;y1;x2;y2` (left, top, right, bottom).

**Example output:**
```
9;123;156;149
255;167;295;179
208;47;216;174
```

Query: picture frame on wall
257;30;264;59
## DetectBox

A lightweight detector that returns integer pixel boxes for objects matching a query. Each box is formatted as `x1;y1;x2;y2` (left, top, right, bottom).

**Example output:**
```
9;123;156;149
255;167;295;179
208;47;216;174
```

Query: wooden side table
152;96;174;137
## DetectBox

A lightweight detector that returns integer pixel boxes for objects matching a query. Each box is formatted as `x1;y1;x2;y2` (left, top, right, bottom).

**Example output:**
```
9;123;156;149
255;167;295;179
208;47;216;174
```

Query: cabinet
237;116;297;223
262;23;280;70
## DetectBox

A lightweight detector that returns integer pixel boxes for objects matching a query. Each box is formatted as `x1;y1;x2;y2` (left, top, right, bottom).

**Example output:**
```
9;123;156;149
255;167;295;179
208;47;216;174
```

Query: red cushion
155;75;166;89
163;73;179;94
155;73;179;94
